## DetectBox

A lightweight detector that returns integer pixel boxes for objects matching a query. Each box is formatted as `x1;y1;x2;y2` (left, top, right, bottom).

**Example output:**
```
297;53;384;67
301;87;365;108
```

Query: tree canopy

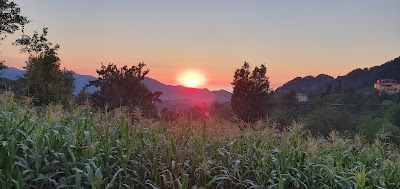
231;62;272;122
0;0;29;68
88;63;162;117
14;27;75;104
0;0;29;41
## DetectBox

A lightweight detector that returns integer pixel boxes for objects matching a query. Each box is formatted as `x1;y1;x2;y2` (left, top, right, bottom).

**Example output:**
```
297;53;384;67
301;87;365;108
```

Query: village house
374;79;400;94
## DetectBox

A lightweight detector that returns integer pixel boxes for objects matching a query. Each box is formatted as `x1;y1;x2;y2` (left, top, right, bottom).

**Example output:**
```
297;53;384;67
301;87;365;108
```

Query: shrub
305;106;356;136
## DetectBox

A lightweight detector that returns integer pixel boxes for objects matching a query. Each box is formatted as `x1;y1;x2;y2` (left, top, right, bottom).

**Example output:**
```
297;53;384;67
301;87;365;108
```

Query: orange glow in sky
177;70;206;88
1;1;399;92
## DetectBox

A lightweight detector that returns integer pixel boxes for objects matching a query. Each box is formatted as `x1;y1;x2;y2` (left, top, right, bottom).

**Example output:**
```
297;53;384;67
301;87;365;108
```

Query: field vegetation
1;91;400;189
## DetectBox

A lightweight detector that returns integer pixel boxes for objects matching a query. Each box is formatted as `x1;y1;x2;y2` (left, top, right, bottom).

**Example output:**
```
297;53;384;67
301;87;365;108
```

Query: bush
386;104;400;127
358;115;400;144
305;106;356;136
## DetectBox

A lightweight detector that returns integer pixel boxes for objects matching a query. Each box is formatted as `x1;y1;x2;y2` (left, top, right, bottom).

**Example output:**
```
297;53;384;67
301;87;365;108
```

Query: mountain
334;57;400;93
143;77;231;101
0;67;98;94
0;67;232;104
274;74;334;98
142;77;231;109
0;67;24;80
71;72;98;94
274;56;400;97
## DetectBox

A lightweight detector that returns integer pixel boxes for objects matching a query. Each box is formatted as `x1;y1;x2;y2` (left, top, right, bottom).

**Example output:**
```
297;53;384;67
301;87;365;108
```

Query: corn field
1;91;400;189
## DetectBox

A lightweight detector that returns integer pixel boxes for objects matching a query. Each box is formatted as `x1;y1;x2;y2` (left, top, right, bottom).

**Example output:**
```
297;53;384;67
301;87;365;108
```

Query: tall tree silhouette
88;63;162;117
14;27;75;104
231;62;272;121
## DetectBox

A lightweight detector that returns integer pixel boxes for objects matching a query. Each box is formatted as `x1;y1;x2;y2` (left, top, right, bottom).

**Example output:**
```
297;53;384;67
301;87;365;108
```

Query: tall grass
1;91;400;188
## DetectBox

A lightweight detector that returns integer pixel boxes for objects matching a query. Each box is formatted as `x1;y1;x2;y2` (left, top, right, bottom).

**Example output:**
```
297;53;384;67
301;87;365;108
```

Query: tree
88;63;162;117
231;62;272;121
0;0;29;67
0;0;29;41
305;106;356;137
0;59;5;70
280;90;298;106
386;104;400;127
13;27;75;104
358;115;400;144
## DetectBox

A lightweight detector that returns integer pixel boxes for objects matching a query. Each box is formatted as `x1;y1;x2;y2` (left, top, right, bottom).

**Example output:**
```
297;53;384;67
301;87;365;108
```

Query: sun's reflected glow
177;70;206;88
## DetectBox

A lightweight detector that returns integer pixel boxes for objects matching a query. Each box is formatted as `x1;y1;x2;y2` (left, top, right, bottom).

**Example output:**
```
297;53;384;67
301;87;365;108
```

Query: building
296;93;308;102
374;79;400;94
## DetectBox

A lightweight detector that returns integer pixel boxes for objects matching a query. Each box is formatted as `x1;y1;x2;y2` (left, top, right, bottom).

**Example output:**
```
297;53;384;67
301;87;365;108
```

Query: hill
0;67;232;104
334;57;400;93
0;67;98;94
143;77;231;101
274;74;334;98
0;67;24;80
274;56;400;97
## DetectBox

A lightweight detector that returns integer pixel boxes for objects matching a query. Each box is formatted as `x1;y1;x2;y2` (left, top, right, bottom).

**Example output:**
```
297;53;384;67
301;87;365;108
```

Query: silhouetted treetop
13;27;75;105
89;63;162;117
0;0;29;40
13;27;59;58
231;62;272;122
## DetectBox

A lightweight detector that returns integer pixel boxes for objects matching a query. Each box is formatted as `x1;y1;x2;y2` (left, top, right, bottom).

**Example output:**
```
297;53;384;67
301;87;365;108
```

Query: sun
177;70;206;88
187;78;197;87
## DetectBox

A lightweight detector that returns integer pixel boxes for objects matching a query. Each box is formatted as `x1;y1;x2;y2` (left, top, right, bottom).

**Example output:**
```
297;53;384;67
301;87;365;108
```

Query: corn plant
1;91;400;188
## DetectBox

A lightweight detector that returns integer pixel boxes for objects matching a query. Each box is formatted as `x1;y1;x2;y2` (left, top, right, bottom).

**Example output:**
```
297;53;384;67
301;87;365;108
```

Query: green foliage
270;108;292;127
88;63;162;117
305;106;356;136
1;92;400;188
279;90;298;106
0;76;12;90
358;115;400;144
385;104;400;127
270;105;314;128
0;0;29;41
13;27;75;105
75;85;91;104
273;87;400;142
231;62;272;122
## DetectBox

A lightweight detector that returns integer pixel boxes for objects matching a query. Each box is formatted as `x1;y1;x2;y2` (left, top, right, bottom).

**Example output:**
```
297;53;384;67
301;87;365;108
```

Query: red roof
376;79;397;84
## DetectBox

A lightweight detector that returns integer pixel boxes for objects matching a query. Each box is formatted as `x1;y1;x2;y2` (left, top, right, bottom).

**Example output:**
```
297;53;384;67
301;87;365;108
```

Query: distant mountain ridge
274;74;334;98
0;67;24;80
143;77;231;101
334;57;400;93
3;56;399;103
274;56;400;97
0;67;98;94
0;67;232;102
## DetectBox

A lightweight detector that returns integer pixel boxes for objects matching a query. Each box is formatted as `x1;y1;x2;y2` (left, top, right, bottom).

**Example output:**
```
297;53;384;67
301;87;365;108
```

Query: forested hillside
335;56;400;93
274;56;400;97
274;74;334;98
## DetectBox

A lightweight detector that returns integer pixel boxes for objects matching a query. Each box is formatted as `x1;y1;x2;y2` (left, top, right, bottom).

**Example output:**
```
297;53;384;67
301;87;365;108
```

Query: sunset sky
1;1;399;91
